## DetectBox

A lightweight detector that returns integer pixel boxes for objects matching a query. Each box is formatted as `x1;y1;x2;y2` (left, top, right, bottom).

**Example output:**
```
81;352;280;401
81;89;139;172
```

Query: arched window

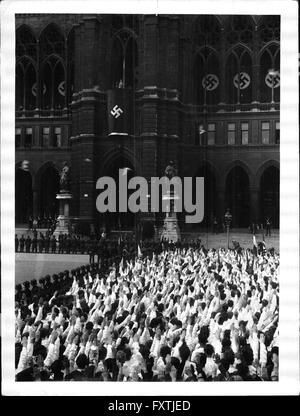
111;30;138;88
39;25;65;109
40;24;65;57
111;15;140;35
259;16;280;44
16;26;37;60
194;15;221;49
260;46;280;103
16;26;37;111
41;56;65;109
16;58;37;110
226;48;252;104
226;16;253;47
193;48;220;105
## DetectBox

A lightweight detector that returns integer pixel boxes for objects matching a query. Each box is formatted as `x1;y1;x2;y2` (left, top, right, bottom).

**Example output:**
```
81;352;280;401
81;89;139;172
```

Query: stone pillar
54;192;73;236
70;16;106;233
249;186;260;223
32;188;38;219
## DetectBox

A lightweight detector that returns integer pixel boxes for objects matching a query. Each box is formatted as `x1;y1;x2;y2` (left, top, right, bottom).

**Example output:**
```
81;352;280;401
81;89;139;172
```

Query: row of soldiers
15;233;93;255
15;232;140;257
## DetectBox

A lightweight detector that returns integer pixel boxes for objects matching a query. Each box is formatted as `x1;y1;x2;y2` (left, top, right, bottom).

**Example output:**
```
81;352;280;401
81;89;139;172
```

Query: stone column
249;186;260;223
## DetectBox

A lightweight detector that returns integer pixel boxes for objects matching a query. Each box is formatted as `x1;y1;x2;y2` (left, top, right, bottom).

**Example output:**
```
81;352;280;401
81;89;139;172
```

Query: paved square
15;253;89;284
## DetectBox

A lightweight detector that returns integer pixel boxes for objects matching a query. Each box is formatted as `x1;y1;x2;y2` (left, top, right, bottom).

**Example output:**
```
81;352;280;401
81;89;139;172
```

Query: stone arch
99;146;141;177
225;163;251;227
254;159;280;188
256;161;279;227
97;148;140;233
224;159;254;185
35;162;60;219
38;22;65;43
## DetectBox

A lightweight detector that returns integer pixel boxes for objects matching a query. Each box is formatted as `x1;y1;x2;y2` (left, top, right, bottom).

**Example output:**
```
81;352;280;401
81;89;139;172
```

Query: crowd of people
15;242;279;382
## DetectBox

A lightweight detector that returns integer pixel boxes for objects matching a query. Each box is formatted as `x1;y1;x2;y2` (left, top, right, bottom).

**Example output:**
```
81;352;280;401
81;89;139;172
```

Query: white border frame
1;0;299;396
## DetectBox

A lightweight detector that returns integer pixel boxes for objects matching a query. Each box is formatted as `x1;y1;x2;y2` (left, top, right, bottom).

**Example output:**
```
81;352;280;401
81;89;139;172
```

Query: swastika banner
107;89;133;135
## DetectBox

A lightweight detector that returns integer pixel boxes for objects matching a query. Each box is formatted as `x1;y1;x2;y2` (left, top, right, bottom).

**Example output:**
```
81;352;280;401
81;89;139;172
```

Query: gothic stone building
15;14;280;235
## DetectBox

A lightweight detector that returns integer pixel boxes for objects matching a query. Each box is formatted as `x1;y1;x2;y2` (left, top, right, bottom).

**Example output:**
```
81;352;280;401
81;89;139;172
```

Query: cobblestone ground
15;253;89;284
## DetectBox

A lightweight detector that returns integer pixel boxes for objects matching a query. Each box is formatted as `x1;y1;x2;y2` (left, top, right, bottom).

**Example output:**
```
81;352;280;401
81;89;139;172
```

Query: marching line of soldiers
15;232;90;255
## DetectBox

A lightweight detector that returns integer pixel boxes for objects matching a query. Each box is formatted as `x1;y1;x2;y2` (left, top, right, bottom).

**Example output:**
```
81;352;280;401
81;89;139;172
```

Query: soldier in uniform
32;234;38;253
266;217;271;236
71;235;77;254
15;235;19;252
25;235;31;253
51;235;57;254
44;234;50;253
88;238;95;264
66;234;71;254
58;234;63;254
38;233;45;253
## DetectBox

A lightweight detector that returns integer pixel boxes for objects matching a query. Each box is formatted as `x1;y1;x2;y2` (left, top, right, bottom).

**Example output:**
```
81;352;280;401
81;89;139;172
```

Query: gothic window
194;16;221;48
41;56;65;109
260;47;280;103
226;16;253;46
16;26;37;60
193;48;220;105
16;58;37;110
226;48;252;104
111;15;140;35
259;16;280;44
40;24;65;58
111;30;138;88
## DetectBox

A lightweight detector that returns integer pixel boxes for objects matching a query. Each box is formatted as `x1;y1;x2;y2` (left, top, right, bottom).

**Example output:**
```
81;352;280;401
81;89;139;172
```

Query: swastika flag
107;89;133;135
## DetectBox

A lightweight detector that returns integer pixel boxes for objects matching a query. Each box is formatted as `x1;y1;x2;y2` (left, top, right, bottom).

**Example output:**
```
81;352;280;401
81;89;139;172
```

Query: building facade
15;14;280;235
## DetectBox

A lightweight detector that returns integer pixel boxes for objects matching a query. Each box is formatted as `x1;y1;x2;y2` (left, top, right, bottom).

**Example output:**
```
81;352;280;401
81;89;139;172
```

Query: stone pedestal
160;191;181;242
53;191;73;236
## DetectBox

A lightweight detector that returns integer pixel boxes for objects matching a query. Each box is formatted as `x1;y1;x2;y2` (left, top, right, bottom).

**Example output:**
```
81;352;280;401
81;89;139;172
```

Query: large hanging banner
265;71;280;88
107;88;133;135
202;74;219;91
233;72;251;89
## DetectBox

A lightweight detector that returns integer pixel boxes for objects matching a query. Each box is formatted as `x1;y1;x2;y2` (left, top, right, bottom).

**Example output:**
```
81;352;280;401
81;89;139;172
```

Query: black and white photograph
1;0;299;397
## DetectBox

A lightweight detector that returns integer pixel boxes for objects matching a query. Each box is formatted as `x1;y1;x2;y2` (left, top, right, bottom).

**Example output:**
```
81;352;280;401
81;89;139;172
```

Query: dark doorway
39;165;60;219
225;166;250;227
15;166;33;224
97;156;135;233
260;166;279;228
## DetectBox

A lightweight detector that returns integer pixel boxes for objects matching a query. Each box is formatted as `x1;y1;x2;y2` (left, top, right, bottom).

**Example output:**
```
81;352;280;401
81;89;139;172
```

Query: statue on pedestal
59;162;70;192
164;161;178;214
164;160;177;179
